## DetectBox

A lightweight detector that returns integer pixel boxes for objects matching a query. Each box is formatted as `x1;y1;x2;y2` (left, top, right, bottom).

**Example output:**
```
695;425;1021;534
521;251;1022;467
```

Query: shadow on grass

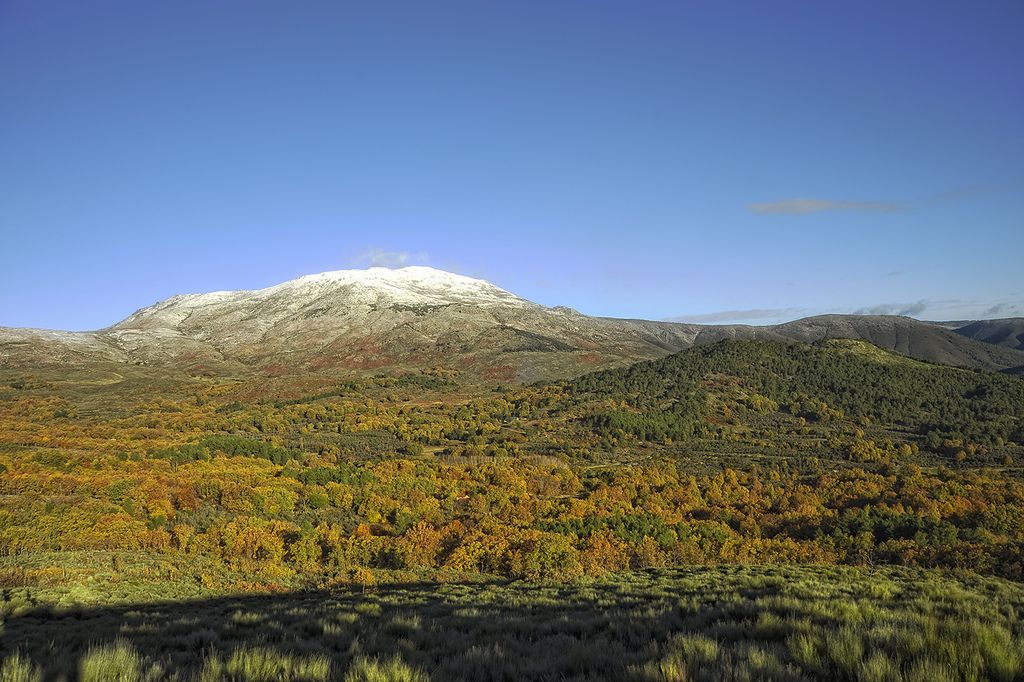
3;565;1024;681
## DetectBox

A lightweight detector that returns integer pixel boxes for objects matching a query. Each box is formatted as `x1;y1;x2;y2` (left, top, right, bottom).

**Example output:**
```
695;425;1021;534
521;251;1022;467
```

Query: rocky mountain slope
3;267;1023;381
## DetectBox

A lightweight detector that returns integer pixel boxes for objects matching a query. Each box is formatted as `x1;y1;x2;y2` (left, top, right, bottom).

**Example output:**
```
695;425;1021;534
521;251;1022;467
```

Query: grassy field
3;564;1024;681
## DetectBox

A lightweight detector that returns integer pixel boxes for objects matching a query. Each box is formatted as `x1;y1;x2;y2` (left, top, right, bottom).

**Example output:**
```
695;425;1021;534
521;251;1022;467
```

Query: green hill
565;339;1024;449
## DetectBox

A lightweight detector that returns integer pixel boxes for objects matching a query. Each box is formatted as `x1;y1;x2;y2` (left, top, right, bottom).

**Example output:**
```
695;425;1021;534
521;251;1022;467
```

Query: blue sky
2;1;1021;331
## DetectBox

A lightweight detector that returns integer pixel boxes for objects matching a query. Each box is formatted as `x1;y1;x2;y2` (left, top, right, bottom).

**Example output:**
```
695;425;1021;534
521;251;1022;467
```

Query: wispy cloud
665;300;1020;326
983;302;1022;317
848;299;1024;321
853;300;930;317
350;247;429;268
664;307;804;324
747;198;900;215
746;185;1010;215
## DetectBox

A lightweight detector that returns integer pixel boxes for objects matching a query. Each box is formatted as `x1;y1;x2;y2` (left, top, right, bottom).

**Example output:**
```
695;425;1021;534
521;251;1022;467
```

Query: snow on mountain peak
112;267;532;331
268;266;523;305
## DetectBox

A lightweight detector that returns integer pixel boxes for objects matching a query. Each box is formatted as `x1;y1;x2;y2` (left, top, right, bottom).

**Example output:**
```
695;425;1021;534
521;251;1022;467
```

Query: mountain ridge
947;318;1024;351
3;267;1024;381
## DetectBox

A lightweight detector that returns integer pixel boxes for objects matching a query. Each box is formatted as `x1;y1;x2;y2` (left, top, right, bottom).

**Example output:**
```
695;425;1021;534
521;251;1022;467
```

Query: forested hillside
2;338;1022;593
569;339;1024;448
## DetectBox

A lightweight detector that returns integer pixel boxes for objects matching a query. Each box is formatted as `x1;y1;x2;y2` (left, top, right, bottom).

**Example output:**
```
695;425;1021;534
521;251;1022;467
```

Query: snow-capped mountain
112;267;533;333
0;267;697;381
3;267;1023;381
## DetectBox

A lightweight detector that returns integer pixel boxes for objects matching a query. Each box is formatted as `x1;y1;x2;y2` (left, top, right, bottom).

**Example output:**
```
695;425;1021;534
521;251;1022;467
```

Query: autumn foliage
1;339;1023;588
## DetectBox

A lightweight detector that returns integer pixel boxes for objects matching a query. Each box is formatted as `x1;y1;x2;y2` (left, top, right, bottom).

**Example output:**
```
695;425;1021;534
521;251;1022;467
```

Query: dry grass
2;565;1023;681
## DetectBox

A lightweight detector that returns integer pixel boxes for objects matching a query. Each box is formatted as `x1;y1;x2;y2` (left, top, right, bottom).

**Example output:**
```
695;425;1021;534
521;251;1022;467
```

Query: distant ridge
768;315;1024;372
949;318;1024;351
3;268;1024;381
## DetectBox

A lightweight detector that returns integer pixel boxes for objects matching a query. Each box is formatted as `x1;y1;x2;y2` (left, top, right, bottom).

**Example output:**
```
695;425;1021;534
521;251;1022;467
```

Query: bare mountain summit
3;267;1023;382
